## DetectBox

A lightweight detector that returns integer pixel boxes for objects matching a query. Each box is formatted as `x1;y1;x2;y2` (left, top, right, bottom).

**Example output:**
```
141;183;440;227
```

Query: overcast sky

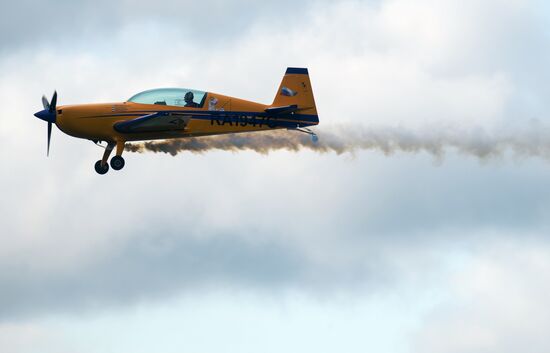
2;0;550;352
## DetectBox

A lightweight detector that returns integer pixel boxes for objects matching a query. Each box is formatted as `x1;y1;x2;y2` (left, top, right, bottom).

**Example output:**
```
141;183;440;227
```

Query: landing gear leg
110;141;126;171
94;142;115;175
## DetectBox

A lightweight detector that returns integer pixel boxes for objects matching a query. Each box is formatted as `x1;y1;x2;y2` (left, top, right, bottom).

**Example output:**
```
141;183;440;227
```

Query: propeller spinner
34;91;57;156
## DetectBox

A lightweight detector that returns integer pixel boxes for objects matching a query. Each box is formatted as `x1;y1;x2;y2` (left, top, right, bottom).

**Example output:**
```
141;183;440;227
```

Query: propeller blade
47;122;52;156
49;91;57;113
42;95;50;110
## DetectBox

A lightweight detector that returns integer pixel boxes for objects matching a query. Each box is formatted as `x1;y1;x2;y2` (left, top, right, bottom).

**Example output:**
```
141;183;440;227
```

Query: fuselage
55;91;318;144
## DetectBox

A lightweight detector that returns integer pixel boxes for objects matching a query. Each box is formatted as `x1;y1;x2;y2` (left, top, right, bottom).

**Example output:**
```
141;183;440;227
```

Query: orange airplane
35;67;319;174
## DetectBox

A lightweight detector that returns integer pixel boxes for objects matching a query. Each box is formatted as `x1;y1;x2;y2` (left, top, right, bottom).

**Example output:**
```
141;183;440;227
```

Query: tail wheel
94;160;109;175
110;156;125;170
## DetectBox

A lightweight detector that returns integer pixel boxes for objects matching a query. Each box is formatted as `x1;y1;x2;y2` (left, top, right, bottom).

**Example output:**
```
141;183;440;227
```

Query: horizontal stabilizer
265;104;298;115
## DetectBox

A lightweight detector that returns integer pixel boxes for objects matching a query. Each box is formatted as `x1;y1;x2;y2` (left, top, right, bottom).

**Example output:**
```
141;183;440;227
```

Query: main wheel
110;156;125;170
94;160;109;175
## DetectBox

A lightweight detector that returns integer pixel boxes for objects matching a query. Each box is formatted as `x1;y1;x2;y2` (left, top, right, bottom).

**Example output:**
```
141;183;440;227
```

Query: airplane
34;67;319;175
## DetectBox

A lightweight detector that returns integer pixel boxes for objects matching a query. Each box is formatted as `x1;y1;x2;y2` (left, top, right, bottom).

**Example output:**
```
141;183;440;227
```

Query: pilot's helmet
184;91;194;102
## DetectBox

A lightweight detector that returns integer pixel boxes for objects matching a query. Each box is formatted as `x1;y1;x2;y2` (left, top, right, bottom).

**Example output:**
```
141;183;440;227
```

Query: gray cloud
2;149;550;321
2;0;550;337
0;0;328;51
0;230;305;321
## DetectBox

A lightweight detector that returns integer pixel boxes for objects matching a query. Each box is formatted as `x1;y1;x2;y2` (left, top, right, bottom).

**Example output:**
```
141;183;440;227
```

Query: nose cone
34;109;56;123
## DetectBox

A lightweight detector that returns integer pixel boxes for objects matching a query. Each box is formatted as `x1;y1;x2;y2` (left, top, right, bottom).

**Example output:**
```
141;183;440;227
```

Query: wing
114;112;192;133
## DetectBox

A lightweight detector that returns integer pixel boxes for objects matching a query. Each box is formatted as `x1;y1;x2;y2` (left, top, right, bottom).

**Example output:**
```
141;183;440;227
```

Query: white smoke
125;122;550;161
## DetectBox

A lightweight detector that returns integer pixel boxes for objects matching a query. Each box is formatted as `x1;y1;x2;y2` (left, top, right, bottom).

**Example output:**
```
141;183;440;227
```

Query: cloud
0;322;68;353
414;237;550;353
0;230;305;320
1;0;550;328
0;0;328;51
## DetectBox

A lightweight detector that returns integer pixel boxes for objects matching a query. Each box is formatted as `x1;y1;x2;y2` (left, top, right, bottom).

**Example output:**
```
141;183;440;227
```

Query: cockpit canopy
127;88;207;108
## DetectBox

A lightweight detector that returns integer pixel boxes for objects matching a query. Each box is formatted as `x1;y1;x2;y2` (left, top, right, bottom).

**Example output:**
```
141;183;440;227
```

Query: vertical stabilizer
271;67;317;116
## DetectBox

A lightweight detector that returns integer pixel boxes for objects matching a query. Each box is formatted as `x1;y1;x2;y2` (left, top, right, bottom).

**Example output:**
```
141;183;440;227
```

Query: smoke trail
125;123;550;160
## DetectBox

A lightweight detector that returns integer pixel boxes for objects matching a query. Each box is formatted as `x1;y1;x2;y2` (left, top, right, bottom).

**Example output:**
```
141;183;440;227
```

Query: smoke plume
125;123;550;160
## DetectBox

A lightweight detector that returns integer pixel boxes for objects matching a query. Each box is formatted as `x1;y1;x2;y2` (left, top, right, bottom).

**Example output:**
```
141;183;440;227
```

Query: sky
1;0;550;352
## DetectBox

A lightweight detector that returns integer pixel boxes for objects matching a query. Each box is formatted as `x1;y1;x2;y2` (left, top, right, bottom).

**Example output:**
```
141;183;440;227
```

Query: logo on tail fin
281;87;297;97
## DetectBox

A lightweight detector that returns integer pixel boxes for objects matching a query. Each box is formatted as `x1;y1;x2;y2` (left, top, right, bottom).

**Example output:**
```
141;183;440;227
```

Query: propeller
42;95;50;110
34;91;57;156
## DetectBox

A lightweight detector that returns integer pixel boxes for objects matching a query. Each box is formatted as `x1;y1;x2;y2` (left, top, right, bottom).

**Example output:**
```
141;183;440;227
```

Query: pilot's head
184;91;194;103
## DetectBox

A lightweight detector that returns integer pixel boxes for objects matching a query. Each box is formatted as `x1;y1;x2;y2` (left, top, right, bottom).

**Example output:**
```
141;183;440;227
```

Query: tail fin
271;67;318;117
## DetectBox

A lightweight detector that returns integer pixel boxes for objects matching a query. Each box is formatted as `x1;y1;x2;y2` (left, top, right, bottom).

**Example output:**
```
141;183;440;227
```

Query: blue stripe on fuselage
83;110;319;131
207;112;318;128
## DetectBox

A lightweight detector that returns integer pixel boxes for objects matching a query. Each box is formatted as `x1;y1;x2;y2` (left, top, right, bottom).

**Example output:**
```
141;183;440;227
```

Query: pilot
184;91;200;108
